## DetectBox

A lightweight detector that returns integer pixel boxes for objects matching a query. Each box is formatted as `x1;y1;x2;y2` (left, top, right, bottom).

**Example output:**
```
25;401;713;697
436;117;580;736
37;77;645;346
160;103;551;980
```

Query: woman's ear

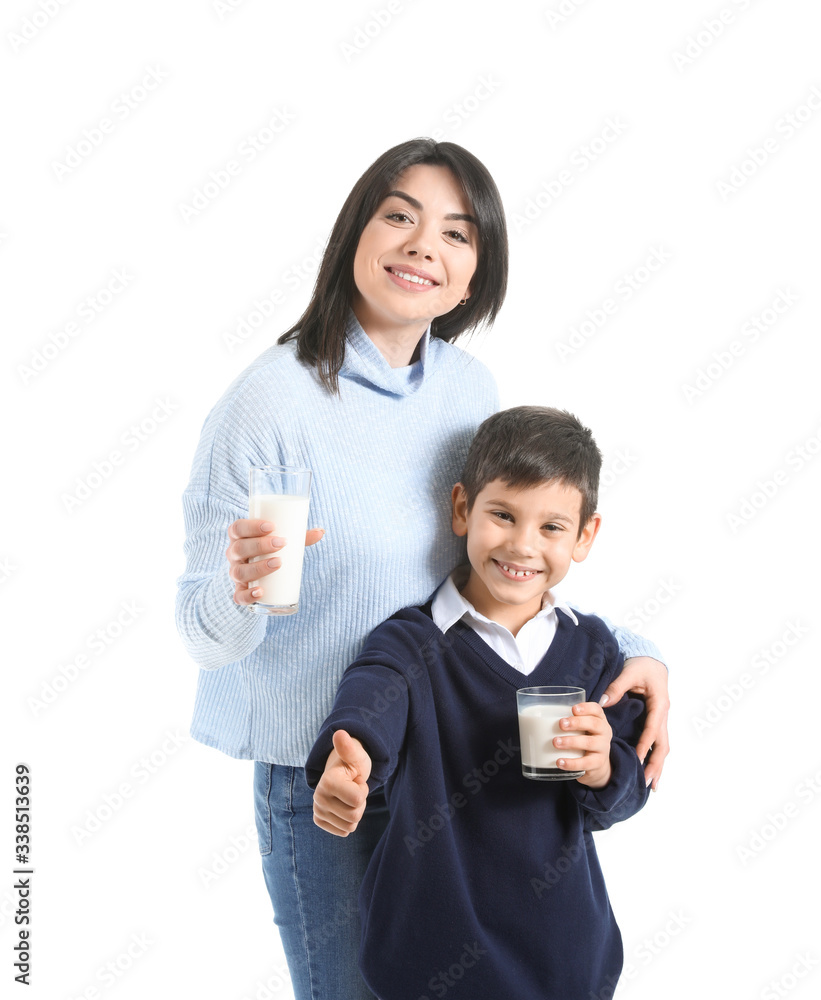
451;483;469;536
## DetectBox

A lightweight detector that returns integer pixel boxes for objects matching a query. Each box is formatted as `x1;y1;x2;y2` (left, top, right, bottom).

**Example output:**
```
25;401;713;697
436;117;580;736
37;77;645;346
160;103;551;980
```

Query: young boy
305;406;651;1000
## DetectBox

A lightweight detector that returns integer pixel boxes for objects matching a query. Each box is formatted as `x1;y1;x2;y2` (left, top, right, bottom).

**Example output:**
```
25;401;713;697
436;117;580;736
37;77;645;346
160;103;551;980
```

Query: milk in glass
249;493;311;609
518;704;584;779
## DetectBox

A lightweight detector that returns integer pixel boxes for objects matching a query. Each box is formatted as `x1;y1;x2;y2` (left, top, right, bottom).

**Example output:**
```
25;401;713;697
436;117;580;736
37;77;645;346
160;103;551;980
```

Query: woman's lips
385;266;438;292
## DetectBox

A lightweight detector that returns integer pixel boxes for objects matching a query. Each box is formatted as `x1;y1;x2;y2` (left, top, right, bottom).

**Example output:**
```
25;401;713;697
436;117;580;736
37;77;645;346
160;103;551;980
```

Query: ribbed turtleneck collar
338;308;432;397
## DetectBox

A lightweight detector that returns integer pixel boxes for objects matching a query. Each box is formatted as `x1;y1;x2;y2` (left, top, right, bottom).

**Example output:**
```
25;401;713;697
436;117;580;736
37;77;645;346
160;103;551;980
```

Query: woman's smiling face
351;163;479;337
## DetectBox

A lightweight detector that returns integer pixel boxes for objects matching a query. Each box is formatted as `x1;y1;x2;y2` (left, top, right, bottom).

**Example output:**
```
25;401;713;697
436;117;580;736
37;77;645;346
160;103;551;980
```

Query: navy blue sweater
305;602;650;1000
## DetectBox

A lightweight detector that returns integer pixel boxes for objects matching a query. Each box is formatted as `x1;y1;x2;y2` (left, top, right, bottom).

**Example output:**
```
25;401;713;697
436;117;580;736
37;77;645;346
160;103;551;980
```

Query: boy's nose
509;525;537;555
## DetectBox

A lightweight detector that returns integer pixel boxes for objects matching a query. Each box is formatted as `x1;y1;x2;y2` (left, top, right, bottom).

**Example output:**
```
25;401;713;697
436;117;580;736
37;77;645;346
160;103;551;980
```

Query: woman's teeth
390;268;434;286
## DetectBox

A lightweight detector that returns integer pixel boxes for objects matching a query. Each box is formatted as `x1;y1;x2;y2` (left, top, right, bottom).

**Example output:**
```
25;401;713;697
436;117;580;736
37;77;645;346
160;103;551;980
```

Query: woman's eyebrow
383;189;477;225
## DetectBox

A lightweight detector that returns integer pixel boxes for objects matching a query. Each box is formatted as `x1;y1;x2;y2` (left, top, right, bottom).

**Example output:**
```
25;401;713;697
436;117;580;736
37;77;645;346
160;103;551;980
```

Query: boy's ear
451;483;469;537
571;512;601;564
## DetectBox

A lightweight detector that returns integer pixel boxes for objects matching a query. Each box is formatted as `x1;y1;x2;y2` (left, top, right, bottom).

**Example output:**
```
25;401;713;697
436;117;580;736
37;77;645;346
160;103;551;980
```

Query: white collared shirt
430;566;579;675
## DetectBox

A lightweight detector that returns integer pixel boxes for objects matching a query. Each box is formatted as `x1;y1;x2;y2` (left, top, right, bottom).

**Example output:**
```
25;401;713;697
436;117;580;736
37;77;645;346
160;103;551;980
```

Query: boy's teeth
501;564;537;577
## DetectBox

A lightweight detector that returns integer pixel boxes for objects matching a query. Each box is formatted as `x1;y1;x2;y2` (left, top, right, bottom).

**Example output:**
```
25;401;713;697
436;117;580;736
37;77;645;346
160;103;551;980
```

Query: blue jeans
253;763;389;1000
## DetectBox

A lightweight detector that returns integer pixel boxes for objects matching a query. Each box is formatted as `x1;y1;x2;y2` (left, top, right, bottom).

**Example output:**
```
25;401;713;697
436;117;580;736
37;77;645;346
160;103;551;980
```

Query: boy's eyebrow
483;498;576;524
383;189;477;225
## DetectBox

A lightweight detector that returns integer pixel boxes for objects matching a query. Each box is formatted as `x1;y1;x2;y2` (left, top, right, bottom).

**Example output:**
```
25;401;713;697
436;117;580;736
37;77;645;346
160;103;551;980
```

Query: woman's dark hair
277;138;508;393
460;407;602;536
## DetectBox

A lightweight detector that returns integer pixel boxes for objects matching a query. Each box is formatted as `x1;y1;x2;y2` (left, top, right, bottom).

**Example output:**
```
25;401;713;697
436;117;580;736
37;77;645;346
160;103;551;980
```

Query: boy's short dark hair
460;406;602;535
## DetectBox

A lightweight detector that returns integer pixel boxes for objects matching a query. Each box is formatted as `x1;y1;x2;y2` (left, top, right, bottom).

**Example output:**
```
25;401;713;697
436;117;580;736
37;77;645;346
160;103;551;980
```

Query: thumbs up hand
312;730;373;837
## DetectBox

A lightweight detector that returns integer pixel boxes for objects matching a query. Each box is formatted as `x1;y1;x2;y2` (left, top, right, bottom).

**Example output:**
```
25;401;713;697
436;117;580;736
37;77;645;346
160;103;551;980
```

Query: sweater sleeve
570;691;650;831
564;619;651;830
175;491;269;670
567;610;666;667
305;618;428;792
174;375;283;670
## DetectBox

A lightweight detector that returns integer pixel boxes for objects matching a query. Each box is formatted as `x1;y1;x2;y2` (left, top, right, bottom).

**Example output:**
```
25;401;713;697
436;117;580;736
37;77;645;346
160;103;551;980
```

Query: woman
176;138;669;1000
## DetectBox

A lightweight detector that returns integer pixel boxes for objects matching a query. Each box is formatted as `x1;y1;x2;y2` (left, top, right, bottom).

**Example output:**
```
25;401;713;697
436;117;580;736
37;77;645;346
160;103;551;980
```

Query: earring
459;298;467;306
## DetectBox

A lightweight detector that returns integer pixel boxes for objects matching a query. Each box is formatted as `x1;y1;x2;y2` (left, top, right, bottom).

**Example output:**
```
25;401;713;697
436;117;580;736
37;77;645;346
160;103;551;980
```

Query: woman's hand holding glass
226;519;325;606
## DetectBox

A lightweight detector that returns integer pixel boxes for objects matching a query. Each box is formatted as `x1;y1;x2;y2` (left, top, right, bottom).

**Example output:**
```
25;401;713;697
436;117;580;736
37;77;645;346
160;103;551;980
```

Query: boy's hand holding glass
554;702;614;788
313;731;372;837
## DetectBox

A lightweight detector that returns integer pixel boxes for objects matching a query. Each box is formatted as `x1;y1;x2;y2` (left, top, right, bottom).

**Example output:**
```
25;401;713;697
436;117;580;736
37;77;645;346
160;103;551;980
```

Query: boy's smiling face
451;477;601;635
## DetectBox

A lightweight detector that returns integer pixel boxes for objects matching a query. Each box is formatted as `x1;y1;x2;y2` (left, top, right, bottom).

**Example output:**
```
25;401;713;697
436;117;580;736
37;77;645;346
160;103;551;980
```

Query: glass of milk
248;466;312;616
516;686;586;780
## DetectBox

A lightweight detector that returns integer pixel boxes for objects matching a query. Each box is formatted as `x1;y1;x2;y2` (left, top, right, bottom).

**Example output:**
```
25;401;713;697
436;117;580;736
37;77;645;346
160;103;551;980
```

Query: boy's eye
543;524;564;532
491;511;514;522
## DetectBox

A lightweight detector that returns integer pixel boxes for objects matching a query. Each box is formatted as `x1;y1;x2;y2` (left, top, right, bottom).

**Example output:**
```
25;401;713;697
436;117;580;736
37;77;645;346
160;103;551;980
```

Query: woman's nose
404;227;435;260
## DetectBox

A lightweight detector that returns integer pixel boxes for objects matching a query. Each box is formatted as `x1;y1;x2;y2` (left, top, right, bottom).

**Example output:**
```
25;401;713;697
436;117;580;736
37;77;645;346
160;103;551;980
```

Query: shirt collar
430;565;579;634
338;307;432;397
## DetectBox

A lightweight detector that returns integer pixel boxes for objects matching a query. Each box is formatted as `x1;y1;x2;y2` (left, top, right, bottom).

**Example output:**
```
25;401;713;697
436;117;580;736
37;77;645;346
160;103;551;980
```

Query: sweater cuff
570;742;643;816
304;712;395;792
304;730;335;790
620;637;665;667
203;562;268;663
591;615;667;669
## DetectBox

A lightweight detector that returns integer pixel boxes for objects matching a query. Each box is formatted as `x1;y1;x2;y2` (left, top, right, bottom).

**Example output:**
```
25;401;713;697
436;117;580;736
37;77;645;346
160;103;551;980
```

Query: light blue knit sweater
175;310;661;764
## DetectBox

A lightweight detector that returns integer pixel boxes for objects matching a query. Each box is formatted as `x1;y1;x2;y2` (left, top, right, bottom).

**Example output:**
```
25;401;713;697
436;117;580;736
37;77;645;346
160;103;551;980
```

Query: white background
3;1;820;998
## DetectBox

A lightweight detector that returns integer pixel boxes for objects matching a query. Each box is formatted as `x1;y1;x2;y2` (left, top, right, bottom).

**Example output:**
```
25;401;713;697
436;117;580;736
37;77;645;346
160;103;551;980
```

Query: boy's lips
493;559;543;580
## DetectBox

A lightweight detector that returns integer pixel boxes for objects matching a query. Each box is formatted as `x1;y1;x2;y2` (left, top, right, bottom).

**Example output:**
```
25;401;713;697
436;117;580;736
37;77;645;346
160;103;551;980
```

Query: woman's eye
386;211;411;223
446;229;469;243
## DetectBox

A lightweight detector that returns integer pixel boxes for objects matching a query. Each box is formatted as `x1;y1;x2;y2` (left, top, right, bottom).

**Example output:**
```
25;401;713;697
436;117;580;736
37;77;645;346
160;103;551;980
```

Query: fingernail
252;588;262;598
554;738;563;747
557;759;565;768
270;536;286;548
599;694;609;706
260;522;274;531
267;558;281;569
